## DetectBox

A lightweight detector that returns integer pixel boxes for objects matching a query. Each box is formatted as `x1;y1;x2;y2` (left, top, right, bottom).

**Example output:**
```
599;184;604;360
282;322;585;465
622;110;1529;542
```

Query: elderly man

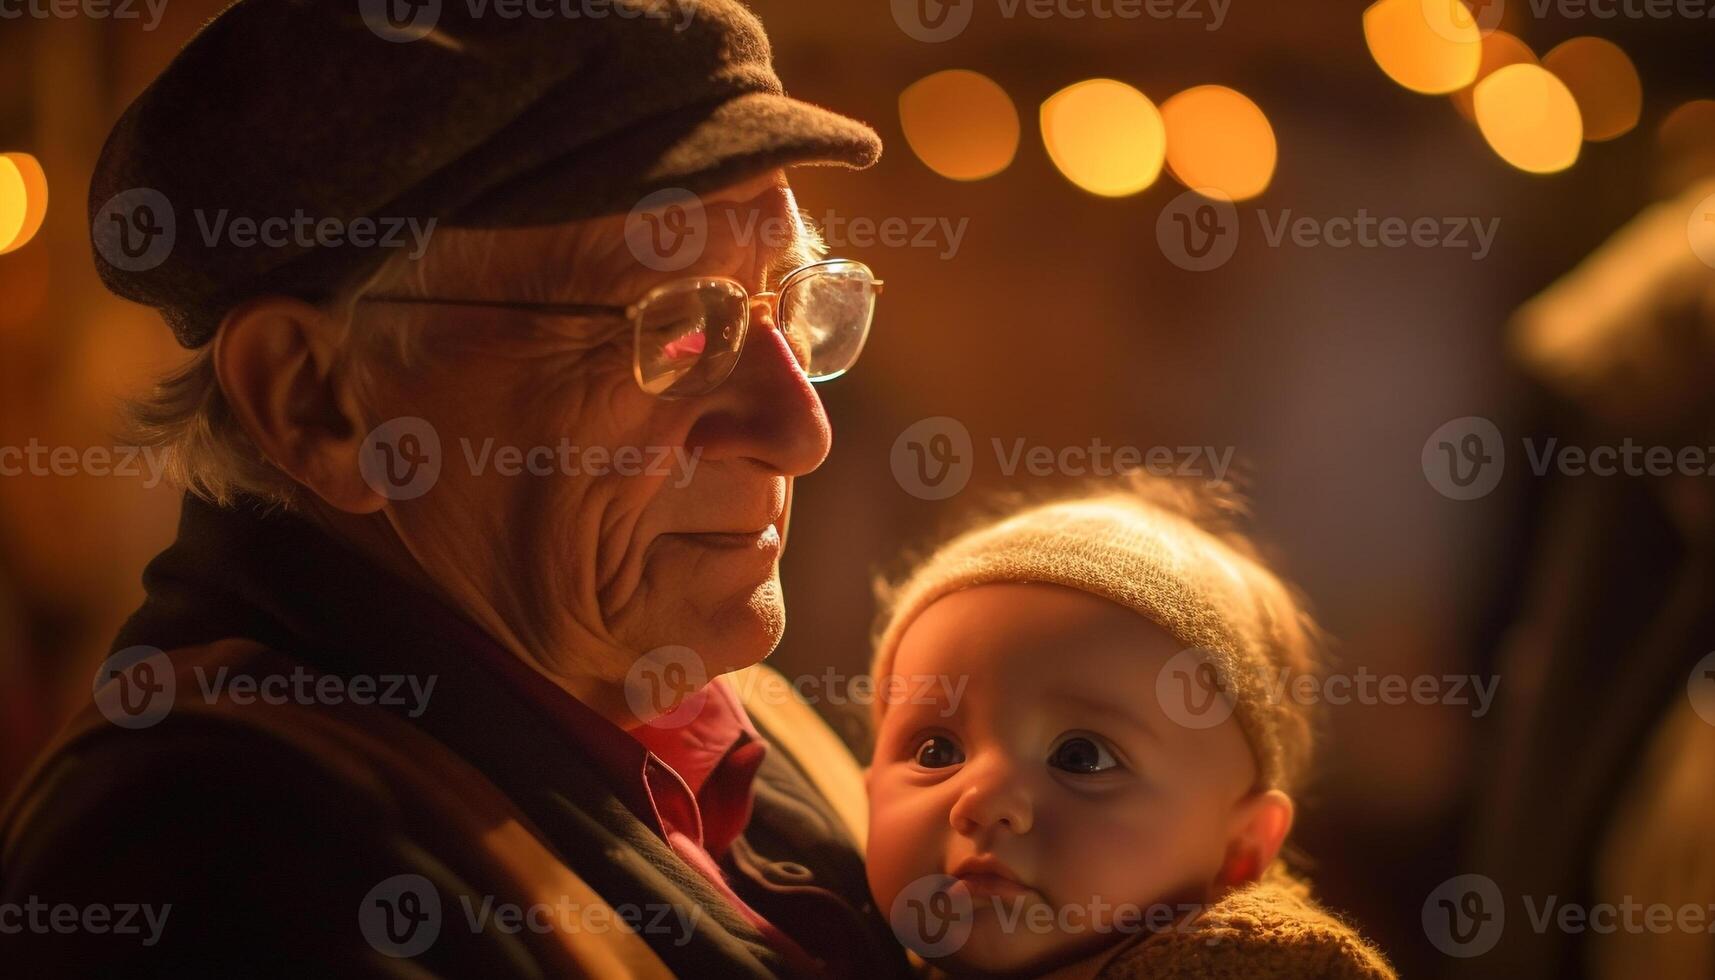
0;1;908;976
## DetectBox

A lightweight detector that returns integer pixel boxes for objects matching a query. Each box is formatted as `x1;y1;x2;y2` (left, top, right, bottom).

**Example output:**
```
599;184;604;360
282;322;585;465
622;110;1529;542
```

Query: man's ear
1217;788;1294;889
213;297;386;514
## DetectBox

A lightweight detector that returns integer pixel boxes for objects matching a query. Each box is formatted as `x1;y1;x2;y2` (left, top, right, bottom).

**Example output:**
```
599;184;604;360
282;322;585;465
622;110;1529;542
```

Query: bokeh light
1542;37;1641;142
1658;100;1715;191
1450;31;1535;122
0;152;49;255
1474;63;1583;174
1040;79;1166;197
1160;86;1278;201
898;70;1021;181
1364;0;1482;95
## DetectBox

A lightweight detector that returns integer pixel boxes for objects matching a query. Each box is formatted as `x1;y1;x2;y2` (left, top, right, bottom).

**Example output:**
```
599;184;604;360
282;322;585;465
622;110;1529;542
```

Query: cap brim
451;91;882;227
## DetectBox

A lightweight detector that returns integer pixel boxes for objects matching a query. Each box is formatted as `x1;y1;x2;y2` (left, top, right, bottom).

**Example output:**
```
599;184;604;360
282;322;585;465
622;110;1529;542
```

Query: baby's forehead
882;581;1180;719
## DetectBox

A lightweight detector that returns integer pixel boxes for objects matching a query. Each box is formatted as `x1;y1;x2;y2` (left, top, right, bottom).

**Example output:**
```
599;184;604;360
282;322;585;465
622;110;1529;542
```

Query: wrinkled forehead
406;173;807;304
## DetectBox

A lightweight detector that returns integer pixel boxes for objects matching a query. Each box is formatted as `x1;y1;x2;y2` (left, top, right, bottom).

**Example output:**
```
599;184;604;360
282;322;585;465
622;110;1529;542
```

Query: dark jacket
0;495;911;979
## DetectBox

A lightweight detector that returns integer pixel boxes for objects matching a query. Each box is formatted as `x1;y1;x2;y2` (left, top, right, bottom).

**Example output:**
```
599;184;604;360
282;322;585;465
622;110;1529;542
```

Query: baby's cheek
1036;801;1178;911
865;776;948;913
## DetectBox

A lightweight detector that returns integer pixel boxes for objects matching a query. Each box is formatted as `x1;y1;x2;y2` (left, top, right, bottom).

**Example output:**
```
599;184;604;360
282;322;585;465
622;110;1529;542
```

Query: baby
864;477;1394;979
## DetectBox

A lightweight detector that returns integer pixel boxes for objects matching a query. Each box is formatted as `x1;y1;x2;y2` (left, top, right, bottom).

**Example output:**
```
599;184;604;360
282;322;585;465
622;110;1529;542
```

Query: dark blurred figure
1465;178;1715;979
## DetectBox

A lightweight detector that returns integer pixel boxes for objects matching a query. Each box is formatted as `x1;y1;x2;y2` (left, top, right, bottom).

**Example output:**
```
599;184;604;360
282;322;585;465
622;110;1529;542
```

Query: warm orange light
0;152;48;255
1159;86;1277;201
1040;79;1166;198
1451;31;1535;122
1364;0;1482;95
1474;63;1583;174
898;70;1021;182
1542;37;1641;142
1661;100;1715;150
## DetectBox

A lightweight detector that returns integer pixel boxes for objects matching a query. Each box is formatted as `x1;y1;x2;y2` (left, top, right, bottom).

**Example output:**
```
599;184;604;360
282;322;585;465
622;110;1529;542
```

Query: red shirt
472;647;818;973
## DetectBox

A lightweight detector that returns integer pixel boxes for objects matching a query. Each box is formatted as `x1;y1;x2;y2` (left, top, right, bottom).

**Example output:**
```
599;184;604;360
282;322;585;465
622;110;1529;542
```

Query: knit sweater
1091;868;1396;980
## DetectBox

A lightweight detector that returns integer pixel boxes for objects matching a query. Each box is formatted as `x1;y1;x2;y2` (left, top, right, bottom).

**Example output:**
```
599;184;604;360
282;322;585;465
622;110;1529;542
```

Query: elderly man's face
357;172;829;718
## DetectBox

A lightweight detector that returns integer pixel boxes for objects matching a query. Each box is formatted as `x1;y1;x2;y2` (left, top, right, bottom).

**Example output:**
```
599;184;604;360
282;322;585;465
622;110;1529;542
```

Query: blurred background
4;0;1715;975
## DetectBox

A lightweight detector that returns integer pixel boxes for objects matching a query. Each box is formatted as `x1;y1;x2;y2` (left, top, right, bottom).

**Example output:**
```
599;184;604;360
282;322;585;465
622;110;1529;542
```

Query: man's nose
685;294;831;476
948;759;1035;838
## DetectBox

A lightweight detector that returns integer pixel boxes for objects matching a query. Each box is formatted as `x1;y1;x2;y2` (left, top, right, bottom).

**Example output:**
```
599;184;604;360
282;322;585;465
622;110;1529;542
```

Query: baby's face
866;582;1288;978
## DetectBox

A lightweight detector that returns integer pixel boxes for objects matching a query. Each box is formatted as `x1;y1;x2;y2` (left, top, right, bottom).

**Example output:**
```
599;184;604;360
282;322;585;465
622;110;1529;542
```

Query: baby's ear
1217;789;1294;889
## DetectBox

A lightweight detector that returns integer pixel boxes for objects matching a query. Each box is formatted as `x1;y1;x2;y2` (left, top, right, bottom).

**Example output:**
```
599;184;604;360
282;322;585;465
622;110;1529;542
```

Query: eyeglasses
359;258;882;399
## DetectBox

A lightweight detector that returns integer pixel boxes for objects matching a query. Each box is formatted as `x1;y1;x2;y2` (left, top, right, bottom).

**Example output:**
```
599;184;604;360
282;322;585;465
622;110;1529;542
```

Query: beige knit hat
872;480;1322;793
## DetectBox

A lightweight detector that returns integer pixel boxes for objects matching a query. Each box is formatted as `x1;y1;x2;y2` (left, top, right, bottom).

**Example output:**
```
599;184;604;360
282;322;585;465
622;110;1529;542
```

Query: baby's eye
1048;735;1121;774
912;734;965;769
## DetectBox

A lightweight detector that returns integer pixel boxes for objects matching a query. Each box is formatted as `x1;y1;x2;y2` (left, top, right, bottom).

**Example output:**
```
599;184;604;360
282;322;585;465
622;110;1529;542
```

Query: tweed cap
89;0;881;347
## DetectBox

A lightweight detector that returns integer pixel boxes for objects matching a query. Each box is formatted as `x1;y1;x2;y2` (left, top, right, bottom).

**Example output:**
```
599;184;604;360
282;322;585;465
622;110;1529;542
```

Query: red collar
471;643;765;859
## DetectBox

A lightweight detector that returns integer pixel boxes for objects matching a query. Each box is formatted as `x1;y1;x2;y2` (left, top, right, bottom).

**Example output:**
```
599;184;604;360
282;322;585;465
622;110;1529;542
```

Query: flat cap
89;0;882;347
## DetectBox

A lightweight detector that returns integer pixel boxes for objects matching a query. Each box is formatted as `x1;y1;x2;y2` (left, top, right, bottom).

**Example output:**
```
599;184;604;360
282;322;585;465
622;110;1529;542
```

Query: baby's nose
948;767;1035;837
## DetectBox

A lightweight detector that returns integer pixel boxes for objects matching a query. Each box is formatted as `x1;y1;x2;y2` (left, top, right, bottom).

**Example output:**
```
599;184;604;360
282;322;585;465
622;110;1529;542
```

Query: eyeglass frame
355;257;883;398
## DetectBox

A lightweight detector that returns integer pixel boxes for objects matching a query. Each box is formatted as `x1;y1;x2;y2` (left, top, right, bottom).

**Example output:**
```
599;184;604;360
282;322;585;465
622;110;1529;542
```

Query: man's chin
699;576;786;675
635;573;784;683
